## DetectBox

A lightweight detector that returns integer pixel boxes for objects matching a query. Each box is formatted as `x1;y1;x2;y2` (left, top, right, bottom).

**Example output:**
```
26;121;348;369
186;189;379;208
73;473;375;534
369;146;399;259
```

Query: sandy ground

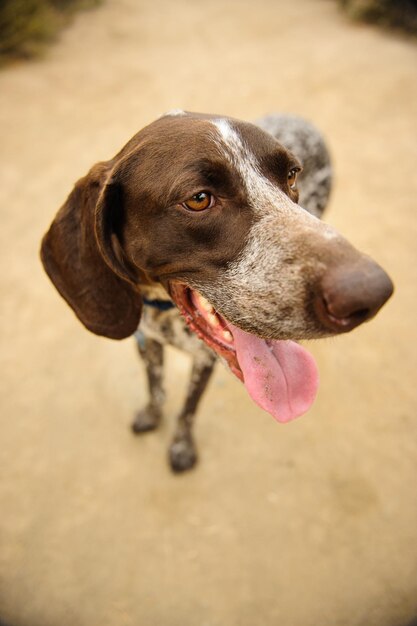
0;1;416;625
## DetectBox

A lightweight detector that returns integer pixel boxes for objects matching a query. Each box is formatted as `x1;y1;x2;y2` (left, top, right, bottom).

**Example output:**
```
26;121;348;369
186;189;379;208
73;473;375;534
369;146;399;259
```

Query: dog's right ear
40;162;142;340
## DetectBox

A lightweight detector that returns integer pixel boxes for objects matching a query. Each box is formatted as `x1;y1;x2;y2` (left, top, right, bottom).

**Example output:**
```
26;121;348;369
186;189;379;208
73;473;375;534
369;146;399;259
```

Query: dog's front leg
169;353;216;473
132;332;165;433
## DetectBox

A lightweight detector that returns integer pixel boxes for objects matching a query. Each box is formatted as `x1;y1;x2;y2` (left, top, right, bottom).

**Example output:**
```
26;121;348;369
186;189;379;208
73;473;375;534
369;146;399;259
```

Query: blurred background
0;1;416;625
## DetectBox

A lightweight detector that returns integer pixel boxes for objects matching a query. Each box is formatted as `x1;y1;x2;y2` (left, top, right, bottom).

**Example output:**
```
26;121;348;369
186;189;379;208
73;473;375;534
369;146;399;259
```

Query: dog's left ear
40;161;142;340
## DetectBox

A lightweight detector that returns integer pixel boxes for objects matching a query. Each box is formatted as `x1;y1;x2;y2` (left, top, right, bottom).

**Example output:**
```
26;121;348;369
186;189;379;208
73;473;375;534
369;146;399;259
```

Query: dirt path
0;1;416;625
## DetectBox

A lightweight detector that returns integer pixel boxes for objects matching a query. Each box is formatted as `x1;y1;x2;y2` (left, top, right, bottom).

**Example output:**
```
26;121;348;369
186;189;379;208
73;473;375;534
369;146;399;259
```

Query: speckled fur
138;304;214;367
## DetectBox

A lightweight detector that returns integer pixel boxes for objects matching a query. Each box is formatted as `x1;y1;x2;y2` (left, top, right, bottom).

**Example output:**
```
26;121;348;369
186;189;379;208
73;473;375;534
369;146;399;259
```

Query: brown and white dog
41;111;393;472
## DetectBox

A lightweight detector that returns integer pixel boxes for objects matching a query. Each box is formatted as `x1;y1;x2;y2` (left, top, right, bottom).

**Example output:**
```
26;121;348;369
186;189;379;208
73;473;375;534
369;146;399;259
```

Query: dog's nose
315;258;394;333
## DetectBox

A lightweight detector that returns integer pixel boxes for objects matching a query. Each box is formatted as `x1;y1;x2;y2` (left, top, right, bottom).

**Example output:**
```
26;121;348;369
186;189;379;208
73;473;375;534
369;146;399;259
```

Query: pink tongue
228;324;319;423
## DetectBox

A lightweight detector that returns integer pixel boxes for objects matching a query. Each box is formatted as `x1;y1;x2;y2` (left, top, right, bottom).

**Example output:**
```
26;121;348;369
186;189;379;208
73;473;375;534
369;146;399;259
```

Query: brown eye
288;168;299;190
183;192;213;211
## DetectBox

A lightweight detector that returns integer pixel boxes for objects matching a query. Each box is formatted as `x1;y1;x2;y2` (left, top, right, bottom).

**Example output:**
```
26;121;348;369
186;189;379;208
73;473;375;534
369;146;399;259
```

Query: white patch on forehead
212;119;254;172
211;118;296;217
163;109;186;117
213;118;235;143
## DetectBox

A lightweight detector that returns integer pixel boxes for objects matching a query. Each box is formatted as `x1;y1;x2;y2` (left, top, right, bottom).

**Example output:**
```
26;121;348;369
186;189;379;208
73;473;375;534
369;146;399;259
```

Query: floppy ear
40;162;142;339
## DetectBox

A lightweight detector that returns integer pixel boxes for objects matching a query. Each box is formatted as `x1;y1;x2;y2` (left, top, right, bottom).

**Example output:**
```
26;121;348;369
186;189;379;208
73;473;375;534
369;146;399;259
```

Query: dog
40;111;393;472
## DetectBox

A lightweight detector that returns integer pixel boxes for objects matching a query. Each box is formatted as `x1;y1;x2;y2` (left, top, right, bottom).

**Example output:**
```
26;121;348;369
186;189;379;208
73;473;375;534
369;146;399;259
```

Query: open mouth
168;282;243;381
169;282;319;423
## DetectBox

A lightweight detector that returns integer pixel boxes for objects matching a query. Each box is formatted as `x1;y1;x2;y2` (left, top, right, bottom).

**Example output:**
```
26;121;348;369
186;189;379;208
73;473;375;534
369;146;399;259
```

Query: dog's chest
136;294;215;365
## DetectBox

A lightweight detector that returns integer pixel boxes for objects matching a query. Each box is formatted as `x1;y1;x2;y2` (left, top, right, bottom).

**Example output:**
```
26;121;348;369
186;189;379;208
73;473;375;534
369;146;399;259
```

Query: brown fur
41;112;393;472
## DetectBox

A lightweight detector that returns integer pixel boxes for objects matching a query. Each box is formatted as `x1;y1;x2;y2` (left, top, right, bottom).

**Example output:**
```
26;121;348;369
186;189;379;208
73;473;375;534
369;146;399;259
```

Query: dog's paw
131;405;161;433
169;436;198;473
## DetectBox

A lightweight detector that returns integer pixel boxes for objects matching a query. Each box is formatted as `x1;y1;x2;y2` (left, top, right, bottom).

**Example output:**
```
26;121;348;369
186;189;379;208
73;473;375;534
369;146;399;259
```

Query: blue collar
143;297;175;311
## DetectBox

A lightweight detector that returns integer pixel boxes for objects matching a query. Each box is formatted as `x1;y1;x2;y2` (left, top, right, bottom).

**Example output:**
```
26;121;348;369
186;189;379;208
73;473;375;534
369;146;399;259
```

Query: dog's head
41;111;393;421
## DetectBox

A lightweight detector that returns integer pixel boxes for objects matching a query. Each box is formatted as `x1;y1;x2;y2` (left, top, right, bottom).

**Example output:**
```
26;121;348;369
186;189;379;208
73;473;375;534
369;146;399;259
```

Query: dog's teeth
197;293;214;313
222;330;233;342
207;312;219;327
